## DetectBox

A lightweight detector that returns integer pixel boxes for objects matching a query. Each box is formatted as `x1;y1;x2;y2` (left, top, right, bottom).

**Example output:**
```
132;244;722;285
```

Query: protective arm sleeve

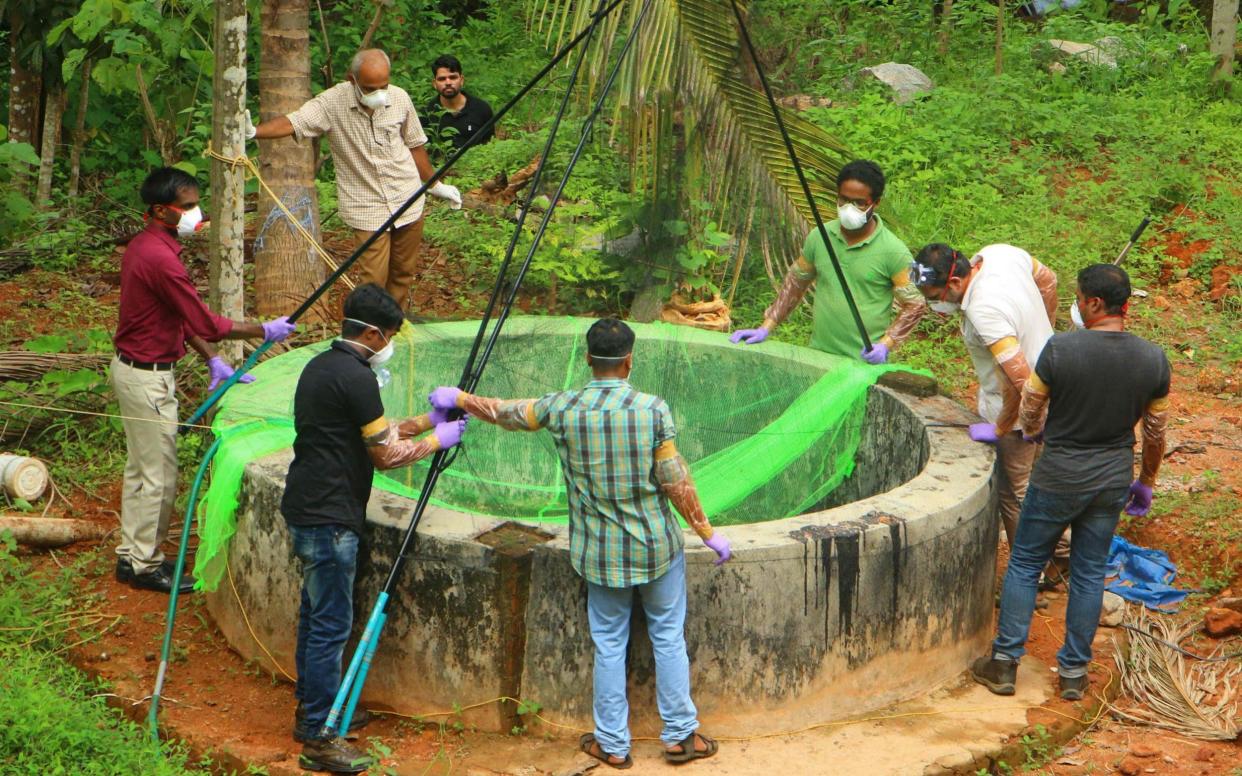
1139;397;1169;486
653;441;715;541
363;419;441;470
882;273;927;349
457;392;543;432
1018;371;1050;437
762;257;816;329
397;414;434;438
990;336;1032;433
1031;259;1059;328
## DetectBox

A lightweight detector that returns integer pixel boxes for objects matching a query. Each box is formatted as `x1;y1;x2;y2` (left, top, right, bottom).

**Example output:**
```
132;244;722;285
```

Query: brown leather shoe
970;655;1017;696
299;736;372;773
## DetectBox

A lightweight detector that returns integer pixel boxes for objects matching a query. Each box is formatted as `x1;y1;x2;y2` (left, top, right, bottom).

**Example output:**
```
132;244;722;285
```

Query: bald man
250;49;461;310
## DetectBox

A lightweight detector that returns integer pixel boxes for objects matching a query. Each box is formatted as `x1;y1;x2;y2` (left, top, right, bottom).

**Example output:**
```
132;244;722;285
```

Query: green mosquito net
194;316;911;590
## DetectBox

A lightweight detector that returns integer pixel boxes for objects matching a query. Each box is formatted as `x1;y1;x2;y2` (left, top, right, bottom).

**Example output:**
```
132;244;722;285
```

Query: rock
855;63;934;105
1042;39;1118;69
1047;61;1068;75
144;651;156;662
1118;756;1142;776
1099;591;1125;627
1129;743;1160;758
1193;746;1214;762
1216;596;1242;613
1204;608;1242;638
778;94;833;111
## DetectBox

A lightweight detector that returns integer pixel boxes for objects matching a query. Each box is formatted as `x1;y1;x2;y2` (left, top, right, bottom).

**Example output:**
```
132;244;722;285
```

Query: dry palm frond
1113;607;1240;740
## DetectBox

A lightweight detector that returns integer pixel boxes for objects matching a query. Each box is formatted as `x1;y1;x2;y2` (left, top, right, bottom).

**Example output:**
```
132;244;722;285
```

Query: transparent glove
729;327;769;346
428;181;462;210
243;109;257;141
861;342;889;365
704;533;732;566
207;357;256;391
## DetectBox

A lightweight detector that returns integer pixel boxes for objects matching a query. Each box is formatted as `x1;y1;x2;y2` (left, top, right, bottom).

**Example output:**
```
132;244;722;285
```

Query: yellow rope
226;558;298;683
0;399;213;430
203;143;356;291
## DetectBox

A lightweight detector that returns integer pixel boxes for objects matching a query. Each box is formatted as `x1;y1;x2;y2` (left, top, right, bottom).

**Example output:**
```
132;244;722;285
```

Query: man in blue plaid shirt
429;318;731;768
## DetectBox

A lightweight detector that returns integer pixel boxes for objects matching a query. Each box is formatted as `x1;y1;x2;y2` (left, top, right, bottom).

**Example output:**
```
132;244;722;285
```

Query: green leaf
24;335;70;354
0;142;41;167
47;18;74;47
46;369;105;398
173;161;197;176
61;48;87;85
72;0;115;43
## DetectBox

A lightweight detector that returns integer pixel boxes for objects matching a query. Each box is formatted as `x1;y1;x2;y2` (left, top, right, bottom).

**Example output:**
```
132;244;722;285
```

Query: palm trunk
1211;0;1240;89
255;0;325;321
6;7;42;194
210;0;250;364
36;83;66;207
68;59;93;202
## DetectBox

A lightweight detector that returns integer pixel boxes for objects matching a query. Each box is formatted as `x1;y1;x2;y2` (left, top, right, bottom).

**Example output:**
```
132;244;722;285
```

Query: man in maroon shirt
111;167;296;594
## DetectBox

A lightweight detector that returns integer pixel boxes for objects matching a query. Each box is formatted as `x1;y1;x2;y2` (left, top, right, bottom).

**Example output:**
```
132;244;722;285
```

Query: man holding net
281;284;466;773
428;318;730;768
731;159;925;363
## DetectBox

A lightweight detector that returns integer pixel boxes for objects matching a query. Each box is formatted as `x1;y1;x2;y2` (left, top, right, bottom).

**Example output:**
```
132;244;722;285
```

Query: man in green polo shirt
731;159;925;363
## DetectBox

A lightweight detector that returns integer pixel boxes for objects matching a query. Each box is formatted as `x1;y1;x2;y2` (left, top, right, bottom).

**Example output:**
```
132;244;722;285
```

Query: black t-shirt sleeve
1152;350;1172;400
1034;337;1056;387
344;369;386;429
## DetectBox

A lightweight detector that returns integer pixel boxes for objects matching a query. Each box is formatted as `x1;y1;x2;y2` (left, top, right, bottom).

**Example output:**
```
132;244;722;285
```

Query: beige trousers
109;357;179;574
996;431;1070;562
353;218;425;309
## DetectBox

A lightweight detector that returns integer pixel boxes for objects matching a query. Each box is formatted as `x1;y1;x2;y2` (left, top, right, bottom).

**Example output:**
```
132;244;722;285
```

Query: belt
117;354;174;371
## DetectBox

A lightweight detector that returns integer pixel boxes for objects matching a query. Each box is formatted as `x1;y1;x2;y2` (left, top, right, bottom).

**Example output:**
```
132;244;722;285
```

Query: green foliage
0;126;40;237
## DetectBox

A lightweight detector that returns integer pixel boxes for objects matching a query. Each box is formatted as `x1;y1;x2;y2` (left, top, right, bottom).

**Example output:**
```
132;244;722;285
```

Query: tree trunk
35;83;66;207
1211;0;1240;89
6;7;42;194
68;58;93;201
256;0;326;321
937;0;955;56
210;0;250;364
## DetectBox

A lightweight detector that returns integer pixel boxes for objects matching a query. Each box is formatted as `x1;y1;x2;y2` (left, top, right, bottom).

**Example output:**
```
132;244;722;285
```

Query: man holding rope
248;49;462;311
111;167;296;595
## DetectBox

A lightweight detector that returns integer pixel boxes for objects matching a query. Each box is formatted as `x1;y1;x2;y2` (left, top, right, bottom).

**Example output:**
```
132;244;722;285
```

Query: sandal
664;732;718;764
579;733;633;770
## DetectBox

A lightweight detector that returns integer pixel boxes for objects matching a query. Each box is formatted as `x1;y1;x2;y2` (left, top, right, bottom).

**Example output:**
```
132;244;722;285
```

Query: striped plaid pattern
287;82;428;231
534;379;684;588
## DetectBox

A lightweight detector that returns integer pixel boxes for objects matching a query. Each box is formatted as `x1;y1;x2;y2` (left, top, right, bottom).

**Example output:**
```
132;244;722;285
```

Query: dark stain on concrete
834;531;860;636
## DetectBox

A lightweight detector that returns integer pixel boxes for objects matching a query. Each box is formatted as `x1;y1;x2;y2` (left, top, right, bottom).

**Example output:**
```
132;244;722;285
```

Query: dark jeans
993;483;1128;678
291;524;359;740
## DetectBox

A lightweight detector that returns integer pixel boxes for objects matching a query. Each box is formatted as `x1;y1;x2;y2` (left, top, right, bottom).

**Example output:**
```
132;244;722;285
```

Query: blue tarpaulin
1105;535;1191;611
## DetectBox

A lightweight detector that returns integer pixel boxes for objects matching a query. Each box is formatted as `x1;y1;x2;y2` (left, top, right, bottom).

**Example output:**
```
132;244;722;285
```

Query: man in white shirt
911;243;1060;550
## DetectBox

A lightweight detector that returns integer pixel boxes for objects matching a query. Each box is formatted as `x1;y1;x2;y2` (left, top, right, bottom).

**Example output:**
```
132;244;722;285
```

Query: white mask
930;300;960;315
174;206;203;237
1070;302;1085;329
356;85;389;110
837;203;871;231
342;318;395;368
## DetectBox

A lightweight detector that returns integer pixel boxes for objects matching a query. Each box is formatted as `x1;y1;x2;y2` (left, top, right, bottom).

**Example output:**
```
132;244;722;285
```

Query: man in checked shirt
429;318;731;769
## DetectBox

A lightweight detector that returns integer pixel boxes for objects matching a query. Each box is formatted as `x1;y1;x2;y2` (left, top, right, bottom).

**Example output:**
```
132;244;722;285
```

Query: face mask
930;300;960;315
356;85;389;110
342;318;395;368
166;205;203;237
837;202;871;231
1070;302;1085;329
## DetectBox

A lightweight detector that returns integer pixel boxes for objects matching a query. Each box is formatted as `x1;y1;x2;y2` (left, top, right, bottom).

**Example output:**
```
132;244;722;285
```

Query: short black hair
431;54;462;76
1077;264;1130;315
342;283;404;337
913;243;971;288
140;167;199;209
586;318;634;360
836;159;886;201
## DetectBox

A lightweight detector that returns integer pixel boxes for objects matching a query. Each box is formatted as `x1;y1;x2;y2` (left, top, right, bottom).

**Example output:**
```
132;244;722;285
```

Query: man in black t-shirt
423;54;494;160
282;284;466;774
971;264;1170;703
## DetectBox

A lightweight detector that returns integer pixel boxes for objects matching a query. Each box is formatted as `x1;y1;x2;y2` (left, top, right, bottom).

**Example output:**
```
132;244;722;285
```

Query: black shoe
129;564;196;594
970;655;1018;696
1059;672;1088;700
294;704;372;743
299;736;373;774
116;558;134;583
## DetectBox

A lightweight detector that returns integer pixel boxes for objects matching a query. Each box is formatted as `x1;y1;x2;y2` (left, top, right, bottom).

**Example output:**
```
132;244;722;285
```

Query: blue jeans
586;553;698;758
993;484;1128;677
290;524;359;740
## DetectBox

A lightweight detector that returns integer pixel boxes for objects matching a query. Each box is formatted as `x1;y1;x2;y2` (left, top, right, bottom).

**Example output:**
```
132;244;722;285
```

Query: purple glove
1022;431;1045;444
704;533;732;566
261;316;297;343
207;356;256;391
428;386;462;411
433;418;468;449
968;422;1000;444
860;342;889;365
428;407;450;425
1123;480;1153;516
729;327;769;346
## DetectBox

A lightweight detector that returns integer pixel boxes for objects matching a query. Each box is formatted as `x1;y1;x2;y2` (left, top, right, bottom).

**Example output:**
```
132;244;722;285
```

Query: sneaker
129;564;196;594
293;704;372;743
1059;672;1088;701
970;655;1017;696
299;736;373;774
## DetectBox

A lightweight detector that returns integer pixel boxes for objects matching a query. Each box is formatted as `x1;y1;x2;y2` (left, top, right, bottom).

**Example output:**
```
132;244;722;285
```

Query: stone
1118;756;1143;776
1099;591;1125;627
1047;61;1068;75
1129;743;1160;758
1204;608;1242;638
1043;39;1118;69
856;62;934;105
1193;746;1214;762
1215;596;1242;613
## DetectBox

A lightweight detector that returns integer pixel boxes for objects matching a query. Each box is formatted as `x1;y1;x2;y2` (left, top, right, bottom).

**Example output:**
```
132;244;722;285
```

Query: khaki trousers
109;357;179;574
353;219;425;309
996;431;1070;561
